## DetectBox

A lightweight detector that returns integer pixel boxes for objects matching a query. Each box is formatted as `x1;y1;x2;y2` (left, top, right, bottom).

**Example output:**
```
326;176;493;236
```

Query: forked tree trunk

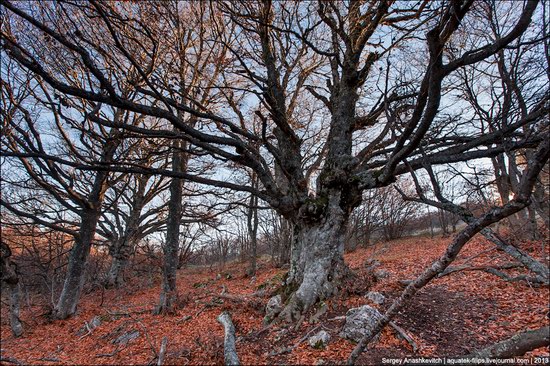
54;127;121;319
107;174;148;287
279;192;349;322
54;207;102;319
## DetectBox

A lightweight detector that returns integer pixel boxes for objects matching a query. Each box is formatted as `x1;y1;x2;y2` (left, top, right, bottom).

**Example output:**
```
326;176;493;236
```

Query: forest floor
1;234;549;365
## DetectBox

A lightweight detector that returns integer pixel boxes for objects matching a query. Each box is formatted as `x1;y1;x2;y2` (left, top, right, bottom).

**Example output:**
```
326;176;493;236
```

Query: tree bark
217;311;240;366
156;139;186;314
1;241;23;337
464;326;549;359
106;177;147;288
54;126;122;319
279;191;349;322
247;174;259;275
106;236;135;288
55;207;103;319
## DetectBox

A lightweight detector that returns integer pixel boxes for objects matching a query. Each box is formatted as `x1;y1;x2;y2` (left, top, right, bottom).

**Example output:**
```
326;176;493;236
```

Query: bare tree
0;65;145;318
456;1;549;238
350;129;550;364
100;155;170;288
1;0;546;322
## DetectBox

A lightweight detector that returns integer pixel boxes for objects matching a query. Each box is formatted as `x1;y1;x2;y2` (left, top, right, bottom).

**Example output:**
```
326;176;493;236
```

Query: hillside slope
1;235;548;365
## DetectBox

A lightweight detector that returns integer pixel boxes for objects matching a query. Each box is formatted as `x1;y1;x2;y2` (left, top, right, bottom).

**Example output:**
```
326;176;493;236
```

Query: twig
79;321;93;339
194;300;219;317
37;357;60;362
96;346;120;358
389;321;418;353
176;315;192;324
241;323;274;341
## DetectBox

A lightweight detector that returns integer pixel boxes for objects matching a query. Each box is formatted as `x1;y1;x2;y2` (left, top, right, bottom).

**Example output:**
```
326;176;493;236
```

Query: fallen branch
157;337;168;366
95;346;120;358
438;263;545;284
438;262;521;277
389;321;418;353
176;315;193;324
0;356;22;365
348;136;549;365
217;311;240;366
463;326;550;358
241;323;275;341
37;357;60;362
194;300;220;317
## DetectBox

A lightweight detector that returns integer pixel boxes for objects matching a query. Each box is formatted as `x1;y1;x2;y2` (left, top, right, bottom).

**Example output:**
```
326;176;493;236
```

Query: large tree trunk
532;180;549;231
156;140;185;314
106;236;135;288
1;241;23;337
106;174;149;287
279;192;349;322
276;217;292;267
54;207;102;319
54;128;121;319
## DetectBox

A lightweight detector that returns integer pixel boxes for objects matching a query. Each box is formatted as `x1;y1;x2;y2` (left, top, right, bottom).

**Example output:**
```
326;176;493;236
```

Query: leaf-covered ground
1;235;549;365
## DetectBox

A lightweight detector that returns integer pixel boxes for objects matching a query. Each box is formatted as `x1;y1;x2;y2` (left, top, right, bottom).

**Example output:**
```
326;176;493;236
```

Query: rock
365;291;385;305
76;315;102;336
264;295;283;323
308;330;331;349
374;269;390;280
216;273;222;280
112;329;140;345
340;305;383;343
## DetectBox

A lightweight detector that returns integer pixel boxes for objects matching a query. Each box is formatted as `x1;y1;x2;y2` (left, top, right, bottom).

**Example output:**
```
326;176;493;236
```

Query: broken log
217;311;240;366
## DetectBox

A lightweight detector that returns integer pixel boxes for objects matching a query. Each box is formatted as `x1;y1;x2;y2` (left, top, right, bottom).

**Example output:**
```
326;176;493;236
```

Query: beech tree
0;63;145;318
99;147;170;288
1;0;547;324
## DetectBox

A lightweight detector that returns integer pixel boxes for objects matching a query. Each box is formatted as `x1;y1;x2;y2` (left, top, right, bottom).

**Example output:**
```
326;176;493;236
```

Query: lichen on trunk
278;190;349;322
